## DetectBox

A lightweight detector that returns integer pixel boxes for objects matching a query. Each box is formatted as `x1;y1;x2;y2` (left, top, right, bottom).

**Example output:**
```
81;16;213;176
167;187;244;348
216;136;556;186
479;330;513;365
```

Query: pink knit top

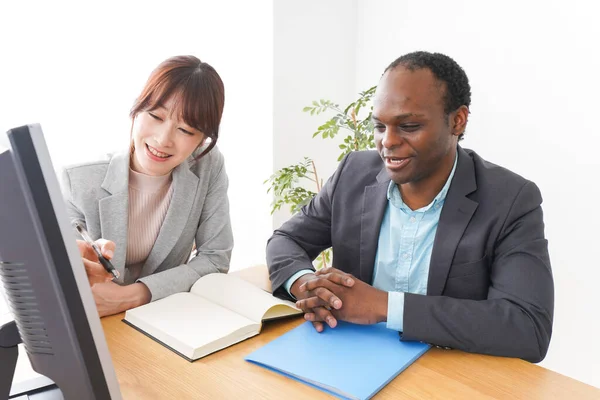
124;168;174;282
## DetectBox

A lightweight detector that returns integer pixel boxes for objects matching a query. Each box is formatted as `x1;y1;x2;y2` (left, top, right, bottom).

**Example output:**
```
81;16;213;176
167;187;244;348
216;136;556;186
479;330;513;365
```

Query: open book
123;272;301;361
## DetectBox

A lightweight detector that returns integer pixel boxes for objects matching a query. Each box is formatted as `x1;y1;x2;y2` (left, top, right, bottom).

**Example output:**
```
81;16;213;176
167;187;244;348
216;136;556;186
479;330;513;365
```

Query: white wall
273;0;358;228
0;0;274;272
273;0;600;389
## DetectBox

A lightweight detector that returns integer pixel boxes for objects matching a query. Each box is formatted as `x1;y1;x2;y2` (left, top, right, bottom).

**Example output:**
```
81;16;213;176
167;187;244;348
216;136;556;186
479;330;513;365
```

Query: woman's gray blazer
60;147;233;301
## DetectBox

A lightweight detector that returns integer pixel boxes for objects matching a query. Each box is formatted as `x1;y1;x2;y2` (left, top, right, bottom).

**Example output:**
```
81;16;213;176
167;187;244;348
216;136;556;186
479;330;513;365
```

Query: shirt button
403;252;409;259
410;216;416;223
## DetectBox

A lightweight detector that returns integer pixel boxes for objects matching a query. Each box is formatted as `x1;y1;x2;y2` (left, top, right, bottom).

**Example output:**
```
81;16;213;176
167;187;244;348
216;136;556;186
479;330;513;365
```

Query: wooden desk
101;268;600;399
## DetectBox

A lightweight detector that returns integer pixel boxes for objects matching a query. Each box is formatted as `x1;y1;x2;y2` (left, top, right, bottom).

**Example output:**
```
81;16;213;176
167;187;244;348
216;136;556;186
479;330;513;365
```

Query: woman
61;55;233;317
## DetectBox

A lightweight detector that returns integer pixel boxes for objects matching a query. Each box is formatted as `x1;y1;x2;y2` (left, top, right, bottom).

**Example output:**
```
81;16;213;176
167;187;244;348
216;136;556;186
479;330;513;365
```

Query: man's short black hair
385;51;471;139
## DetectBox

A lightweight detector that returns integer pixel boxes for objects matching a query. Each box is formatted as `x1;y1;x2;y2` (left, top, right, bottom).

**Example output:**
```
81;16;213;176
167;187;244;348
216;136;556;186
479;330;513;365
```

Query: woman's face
131;96;205;176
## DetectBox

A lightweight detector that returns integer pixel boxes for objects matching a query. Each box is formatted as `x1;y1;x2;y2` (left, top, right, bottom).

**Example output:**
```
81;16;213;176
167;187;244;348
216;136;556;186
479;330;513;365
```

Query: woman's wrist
125;282;152;309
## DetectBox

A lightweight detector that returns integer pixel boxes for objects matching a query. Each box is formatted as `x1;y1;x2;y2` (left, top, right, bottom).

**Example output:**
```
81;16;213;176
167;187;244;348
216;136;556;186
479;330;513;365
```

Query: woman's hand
76;239;116;285
91;282;151;317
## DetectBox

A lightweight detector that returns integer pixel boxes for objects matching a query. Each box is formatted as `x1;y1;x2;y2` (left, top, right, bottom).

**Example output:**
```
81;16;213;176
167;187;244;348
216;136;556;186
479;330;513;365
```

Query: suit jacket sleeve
267;154;351;300
138;151;234;300
402;181;554;362
60;168;86;236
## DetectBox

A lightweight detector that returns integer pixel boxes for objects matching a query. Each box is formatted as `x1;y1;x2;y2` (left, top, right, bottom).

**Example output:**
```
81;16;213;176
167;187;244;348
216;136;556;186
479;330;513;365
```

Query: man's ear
452;105;469;137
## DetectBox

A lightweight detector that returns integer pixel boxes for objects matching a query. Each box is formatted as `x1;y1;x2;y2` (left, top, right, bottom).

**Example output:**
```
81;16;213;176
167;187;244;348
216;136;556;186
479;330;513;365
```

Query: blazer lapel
140;160;199;277
359;167;390;283
427;147;478;296
98;152;130;280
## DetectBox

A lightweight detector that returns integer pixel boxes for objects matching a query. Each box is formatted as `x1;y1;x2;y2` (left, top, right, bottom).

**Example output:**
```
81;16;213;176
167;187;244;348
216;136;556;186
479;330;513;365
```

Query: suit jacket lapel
359;167;390;283
140;160;199;277
98;152;130;280
427;147;479;296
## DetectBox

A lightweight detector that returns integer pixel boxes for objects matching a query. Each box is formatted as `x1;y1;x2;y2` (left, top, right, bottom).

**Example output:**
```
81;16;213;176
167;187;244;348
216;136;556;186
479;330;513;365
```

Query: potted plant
265;86;377;268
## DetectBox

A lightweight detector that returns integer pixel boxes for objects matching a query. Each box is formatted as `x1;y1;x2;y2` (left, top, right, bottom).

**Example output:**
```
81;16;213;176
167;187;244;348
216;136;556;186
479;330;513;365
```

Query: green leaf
268;86;377;215
343;102;354;115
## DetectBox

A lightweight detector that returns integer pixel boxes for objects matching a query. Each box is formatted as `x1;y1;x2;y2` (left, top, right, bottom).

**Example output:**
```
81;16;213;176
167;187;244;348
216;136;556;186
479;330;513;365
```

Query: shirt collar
387;151;459;213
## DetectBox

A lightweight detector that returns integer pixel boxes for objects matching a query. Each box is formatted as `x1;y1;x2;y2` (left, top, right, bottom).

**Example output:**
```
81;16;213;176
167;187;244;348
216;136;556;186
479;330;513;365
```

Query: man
267;51;554;363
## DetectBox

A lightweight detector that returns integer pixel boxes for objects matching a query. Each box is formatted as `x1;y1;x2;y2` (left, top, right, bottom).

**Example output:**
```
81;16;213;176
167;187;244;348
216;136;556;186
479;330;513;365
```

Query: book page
230;265;272;293
124;292;258;359
190;273;300;323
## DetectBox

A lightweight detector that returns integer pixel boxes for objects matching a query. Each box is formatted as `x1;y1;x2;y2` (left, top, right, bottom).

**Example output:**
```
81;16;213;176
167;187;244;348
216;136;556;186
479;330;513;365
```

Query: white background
275;0;600;388
1;0;599;389
273;0;359;228
0;0;274;273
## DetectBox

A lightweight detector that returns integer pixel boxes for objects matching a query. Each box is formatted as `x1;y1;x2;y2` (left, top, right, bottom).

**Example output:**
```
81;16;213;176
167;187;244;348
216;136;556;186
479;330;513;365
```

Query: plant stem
311;160;321;192
351;108;358;130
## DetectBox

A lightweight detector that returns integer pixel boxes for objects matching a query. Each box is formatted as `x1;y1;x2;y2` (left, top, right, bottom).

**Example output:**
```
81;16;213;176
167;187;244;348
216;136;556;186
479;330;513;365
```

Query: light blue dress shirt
284;155;458;333
373;155;457;331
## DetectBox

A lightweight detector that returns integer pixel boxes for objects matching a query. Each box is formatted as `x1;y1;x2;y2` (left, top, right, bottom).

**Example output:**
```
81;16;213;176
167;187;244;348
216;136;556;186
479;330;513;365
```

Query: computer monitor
0;124;121;399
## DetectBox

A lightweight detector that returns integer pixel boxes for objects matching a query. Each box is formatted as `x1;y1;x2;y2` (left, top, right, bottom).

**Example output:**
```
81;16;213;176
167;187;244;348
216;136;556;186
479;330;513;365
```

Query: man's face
373;67;459;186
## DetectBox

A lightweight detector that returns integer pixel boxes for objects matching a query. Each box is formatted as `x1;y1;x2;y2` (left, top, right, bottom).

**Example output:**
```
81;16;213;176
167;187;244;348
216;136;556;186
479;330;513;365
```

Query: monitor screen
0;124;121;399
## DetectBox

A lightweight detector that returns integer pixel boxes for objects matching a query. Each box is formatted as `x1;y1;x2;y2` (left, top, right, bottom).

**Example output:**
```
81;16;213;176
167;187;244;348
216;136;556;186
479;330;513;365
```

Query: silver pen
74;222;120;280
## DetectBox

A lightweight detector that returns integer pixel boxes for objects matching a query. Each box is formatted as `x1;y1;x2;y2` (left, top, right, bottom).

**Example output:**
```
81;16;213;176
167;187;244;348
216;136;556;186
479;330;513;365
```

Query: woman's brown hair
130;55;225;160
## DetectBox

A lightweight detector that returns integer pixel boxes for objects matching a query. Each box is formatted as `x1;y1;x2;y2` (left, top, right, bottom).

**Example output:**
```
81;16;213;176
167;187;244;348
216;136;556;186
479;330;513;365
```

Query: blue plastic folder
245;321;430;400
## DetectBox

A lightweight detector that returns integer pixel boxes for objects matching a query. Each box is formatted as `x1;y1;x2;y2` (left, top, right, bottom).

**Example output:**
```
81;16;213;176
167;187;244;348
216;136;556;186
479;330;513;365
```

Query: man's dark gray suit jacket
267;146;554;363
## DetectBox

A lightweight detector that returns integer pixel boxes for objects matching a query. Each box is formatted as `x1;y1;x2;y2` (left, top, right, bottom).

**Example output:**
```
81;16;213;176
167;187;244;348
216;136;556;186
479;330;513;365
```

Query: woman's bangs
177;87;213;136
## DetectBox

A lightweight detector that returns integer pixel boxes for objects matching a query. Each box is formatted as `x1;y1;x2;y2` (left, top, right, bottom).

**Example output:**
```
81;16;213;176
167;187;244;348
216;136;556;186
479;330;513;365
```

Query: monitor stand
0;321;61;399
1;320;20;399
